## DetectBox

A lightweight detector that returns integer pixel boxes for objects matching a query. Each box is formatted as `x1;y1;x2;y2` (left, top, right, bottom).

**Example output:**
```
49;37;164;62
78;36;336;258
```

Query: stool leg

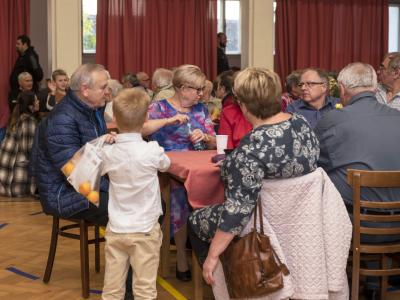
43;216;59;283
80;220;90;298
95;225;100;273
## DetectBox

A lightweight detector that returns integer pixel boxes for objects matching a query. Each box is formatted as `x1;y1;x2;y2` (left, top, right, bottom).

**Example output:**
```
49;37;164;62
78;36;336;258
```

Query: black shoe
176;265;192;282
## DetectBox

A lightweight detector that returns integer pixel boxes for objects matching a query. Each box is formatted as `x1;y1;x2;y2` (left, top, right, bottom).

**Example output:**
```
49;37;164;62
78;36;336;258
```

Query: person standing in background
217;32;230;75
9;35;43;111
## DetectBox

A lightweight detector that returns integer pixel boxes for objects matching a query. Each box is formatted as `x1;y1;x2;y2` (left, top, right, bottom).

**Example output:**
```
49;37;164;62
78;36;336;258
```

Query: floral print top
148;99;215;151
189;113;320;241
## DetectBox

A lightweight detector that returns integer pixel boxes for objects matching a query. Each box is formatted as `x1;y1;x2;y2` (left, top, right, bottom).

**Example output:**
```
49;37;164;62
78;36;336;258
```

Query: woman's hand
203;254;219;285
167;114;189;126
104;131;117;144
189;128;207;143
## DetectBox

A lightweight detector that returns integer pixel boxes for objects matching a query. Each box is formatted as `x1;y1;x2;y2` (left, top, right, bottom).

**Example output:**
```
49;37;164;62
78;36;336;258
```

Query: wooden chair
347;169;400;300
43;215;104;298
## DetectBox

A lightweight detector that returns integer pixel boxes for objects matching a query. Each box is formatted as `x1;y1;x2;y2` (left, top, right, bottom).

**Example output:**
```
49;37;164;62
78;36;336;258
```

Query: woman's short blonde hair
172;64;206;89
234;67;281;119
113;88;150;131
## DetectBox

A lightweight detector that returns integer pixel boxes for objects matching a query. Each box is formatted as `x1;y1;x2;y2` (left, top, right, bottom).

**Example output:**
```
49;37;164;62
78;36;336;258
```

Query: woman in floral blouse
145;64;216;281
188;67;320;285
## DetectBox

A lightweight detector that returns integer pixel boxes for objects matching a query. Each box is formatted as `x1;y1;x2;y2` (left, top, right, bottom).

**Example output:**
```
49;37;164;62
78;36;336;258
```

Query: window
82;0;97;54
217;0;241;54
389;4;400;52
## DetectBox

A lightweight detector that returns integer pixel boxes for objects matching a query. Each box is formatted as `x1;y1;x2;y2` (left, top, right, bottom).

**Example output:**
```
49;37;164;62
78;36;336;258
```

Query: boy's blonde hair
112;88;150;131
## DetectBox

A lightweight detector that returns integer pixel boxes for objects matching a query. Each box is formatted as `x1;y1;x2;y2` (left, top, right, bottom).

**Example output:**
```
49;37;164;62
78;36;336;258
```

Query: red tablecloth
166;150;225;209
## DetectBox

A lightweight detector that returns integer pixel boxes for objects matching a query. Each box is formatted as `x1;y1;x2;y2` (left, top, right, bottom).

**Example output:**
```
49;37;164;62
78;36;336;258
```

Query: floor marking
157;276;188;300
90;289;103;294
0;223;9;229
6;267;40;280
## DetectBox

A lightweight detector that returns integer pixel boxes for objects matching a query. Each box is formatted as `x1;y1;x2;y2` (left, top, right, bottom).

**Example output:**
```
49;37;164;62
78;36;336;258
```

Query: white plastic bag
61;136;106;206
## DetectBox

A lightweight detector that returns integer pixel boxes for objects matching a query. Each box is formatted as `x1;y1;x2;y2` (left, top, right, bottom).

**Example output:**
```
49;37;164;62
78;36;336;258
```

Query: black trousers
187;220;210;268
72;192;109;226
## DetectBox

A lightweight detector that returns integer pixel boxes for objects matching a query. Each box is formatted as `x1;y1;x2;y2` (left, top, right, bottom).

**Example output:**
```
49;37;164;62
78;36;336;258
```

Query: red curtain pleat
274;0;388;84
0;0;30;128
96;0;218;82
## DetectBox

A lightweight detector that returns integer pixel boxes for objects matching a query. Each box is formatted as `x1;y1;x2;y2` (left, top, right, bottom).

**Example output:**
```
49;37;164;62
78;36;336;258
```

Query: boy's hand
167;114;189;126
104;132;117;144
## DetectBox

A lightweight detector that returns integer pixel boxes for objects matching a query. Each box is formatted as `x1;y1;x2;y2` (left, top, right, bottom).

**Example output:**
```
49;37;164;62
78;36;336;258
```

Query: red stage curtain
274;0;388;82
0;0;30;128
96;0;217;81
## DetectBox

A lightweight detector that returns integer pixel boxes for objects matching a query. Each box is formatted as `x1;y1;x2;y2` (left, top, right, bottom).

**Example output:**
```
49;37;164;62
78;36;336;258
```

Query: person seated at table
201;80;222;123
187;67;320;285
286;68;340;128
104;79;123;123
218;79;252;149
152;68;175;102
281;70;302;112
45;69;69;111
0;91;39;197
145;64;216;281
215;70;235;108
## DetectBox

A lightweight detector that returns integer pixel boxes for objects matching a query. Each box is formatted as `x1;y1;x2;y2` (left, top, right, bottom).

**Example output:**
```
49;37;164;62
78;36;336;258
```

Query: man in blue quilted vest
33;63;110;225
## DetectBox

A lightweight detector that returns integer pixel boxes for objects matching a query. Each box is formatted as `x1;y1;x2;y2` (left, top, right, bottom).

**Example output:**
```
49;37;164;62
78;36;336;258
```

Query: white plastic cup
216;135;228;154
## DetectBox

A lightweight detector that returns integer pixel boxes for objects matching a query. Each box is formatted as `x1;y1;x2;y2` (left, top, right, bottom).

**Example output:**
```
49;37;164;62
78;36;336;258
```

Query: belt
346;205;395;216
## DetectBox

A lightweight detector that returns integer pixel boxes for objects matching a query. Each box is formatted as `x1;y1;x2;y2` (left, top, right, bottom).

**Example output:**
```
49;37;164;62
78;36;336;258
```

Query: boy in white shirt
101;88;170;300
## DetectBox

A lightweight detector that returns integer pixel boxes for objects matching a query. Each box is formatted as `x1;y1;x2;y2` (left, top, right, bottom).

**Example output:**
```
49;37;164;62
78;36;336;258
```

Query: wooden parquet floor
3;196;400;300
0;196;214;300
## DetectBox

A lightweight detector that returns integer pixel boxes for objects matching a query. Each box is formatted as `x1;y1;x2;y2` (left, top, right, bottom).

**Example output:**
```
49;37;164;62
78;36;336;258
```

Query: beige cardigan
212;168;352;300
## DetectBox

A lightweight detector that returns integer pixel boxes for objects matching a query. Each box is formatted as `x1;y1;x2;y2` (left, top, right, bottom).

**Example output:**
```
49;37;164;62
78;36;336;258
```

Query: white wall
241;0;274;70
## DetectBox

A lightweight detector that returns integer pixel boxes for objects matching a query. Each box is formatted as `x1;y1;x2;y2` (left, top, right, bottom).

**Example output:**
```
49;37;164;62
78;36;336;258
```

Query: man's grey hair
18;72;32;83
69;63;109;91
152;68;173;89
337;62;377;90
107;79;123;98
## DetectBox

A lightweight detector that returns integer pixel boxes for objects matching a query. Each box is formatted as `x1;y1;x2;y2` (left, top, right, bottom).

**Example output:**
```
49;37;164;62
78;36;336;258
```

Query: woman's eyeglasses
186;85;206;94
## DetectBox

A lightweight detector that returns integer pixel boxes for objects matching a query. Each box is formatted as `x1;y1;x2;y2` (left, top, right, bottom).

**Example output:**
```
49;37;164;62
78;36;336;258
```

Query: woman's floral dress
189;113;320;241
148;99;215;234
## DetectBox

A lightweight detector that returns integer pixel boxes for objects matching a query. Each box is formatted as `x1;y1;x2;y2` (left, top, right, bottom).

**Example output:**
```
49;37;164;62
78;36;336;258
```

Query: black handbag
220;198;290;298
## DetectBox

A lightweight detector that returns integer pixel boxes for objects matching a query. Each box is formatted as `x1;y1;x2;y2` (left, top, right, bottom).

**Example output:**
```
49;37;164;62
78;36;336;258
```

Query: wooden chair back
347;169;400;300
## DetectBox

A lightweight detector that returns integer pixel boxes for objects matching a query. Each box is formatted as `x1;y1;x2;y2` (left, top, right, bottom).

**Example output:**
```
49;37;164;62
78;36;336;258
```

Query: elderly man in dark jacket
33;63;110;225
9;35;43;110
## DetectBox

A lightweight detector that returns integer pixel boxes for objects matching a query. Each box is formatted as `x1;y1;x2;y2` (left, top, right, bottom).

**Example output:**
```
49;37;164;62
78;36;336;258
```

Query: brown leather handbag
220;198;289;299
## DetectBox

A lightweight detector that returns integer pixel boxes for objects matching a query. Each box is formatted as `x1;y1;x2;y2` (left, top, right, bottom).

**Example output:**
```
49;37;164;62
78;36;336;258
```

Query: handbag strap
253;196;264;235
253;196;290;275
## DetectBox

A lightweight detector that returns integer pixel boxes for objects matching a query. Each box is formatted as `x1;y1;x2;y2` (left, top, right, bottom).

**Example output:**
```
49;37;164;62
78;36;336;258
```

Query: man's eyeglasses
298;82;326;88
186;85;206;94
